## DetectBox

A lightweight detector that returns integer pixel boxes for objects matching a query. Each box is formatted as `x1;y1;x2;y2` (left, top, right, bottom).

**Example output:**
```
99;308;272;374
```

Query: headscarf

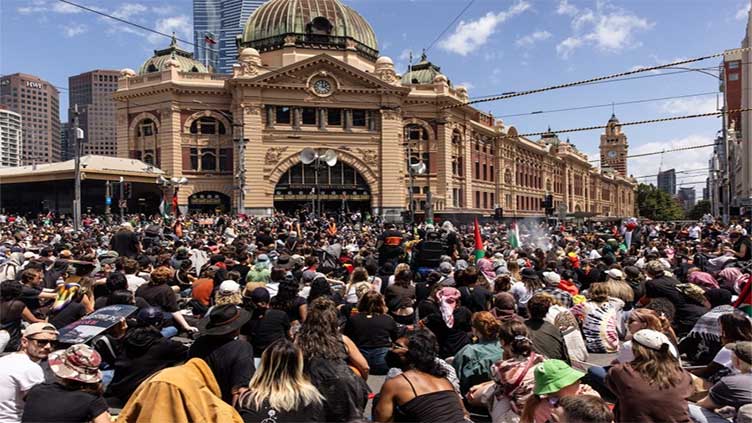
718;268;742;290
687;271;719;290
436;287;461;328
477;257;495;283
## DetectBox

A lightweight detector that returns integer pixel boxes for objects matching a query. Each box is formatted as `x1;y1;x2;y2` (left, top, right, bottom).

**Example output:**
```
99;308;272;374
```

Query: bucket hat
48;344;102;383
533;359;584;395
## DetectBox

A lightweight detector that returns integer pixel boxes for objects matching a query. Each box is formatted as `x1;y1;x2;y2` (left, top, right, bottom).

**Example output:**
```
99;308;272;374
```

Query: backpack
414;236;445;268
0;262;19;283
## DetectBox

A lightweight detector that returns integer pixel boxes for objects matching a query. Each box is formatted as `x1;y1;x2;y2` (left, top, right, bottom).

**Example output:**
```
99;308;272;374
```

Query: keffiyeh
437;287;461;328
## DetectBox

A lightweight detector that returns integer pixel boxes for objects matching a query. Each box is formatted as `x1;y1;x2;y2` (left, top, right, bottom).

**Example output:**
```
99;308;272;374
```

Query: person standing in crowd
343;291;399;375
606;329;693;423
189;305;255;406
236;339;324;423
374;329;468;423
0;323;58;422
22;344;110;423
377;223;404;266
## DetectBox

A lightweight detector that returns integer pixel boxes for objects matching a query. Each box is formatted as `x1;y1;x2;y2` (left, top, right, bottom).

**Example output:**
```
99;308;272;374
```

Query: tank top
395;373;466;423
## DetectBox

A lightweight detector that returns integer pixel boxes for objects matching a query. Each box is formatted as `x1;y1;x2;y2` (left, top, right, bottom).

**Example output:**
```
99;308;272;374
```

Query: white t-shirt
713;347;740;374
126;274;147;293
688;226;701;240
0;353;44;423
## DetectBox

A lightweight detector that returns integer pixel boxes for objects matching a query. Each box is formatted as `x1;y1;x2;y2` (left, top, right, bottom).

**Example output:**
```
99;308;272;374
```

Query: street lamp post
157;176;189;219
71;104;84;231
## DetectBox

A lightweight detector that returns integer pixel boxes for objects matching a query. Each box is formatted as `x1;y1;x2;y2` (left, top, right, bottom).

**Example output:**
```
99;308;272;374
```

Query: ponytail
499;319;534;357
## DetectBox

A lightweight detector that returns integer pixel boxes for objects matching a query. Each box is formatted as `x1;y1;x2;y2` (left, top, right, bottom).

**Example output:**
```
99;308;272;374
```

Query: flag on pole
204;33;216;45
508;220;520;249
473;218;485;260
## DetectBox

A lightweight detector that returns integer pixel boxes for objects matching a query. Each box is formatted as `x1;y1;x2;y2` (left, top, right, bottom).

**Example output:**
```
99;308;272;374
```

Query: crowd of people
0;210;751;423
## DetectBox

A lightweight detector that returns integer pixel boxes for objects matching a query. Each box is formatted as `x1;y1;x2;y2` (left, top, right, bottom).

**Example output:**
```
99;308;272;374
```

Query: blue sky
2;0;750;195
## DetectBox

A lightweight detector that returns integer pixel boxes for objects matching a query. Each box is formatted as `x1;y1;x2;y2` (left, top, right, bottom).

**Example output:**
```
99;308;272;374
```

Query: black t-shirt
344;312;398;349
189;336;256;404
734;236;752;261
110;231;140;258
458;285;493;313
22;382;108;423
136;283;178;312
645;275;708;336
50;301;87;329
424;306;472;358
20;285;43;312
238;398;325;423
241;309;290;357
0;299;25;351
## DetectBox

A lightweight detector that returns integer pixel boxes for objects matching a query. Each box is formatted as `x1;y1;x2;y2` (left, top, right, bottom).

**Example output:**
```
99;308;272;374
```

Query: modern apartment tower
0;106;22;167
193;0;266;73
0;73;61;165
68;70;120;158
657;169;676;196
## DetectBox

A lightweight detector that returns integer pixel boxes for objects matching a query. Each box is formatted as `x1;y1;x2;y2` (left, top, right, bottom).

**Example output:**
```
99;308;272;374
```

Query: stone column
116;109;129;159
265;106;274;129
160;104;187;205
344;109;352;131
462;131;473;209
436;119;453;210
292;107;301;130
318;108;326;130
379;108;405;221
241;103;271;215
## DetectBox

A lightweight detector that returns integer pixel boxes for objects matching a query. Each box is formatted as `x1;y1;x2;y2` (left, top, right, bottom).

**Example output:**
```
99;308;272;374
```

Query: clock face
607;150;618;158
312;79;332;95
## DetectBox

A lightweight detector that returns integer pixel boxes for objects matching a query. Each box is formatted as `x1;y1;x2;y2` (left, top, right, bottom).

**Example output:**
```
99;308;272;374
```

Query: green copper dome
241;0;379;60
401;53;445;85
138;35;209;75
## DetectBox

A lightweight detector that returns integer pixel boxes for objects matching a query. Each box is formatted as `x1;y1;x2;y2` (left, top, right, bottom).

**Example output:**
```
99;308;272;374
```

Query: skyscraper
0;73;61;165
193;0;266;74
657;169;676;196
678;187;696;211
68;70;120;157
0;106;22;167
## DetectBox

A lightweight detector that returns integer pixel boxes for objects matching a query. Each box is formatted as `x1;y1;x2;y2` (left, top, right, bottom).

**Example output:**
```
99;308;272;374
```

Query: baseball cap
218;280;241;295
23;323;59;338
645;260;666;275
439;262;454;275
249;287;271;303
632;329;672;351
605;269;624;280
728;341;752;364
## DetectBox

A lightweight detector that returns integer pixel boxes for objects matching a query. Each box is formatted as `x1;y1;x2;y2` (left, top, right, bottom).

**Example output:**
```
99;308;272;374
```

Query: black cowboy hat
197;305;251;336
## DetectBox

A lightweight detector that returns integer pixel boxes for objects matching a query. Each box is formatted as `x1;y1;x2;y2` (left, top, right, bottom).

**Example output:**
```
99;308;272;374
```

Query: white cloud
658;96;718;115
51;2;81;13
515;30;552;47
151;5;176;15
557;0;578;16
112;3;148;20
457;81;475;90
628;135;713;192
556;4;653;59
63;23;87;37
147;16;192;45
736;3;750;20
440;1;530;56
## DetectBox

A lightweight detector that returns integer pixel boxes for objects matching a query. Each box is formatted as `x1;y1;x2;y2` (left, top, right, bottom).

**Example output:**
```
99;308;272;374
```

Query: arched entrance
188;191;231;213
274;161;371;215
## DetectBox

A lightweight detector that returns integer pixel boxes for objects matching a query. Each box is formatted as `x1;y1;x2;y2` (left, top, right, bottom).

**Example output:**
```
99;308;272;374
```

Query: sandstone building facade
114;0;635;219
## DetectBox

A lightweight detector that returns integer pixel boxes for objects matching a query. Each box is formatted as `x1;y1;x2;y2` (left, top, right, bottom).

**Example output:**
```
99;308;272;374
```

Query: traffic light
541;194;553;209
401;210;413;224
494;207;503;222
124;182;132;199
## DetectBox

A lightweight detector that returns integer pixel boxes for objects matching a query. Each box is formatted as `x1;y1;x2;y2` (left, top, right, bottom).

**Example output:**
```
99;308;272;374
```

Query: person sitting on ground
525;293;570;364
679;288;737;365
386;268;416;325
189;304;255;406
374;329;469;423
236;339;325;423
343;291;399;376
689;341;752;423
606;329;693;423
240;287;291;359
692;312;752;381
22;344;111;423
539;271;574;308
602;269;635;310
570;283;624;354
0;323;58;422
511;268;545;317
520;359;599;423
0;280;43;352
456;266;494;313
423;287;472;359
136;266;197;335
551;395;614;423
452;311;503;395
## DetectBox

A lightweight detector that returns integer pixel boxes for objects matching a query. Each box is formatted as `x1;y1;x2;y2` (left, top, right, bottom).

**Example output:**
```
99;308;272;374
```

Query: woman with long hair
344;267;372;305
570;282;625;353
510;268;544;317
692;312;752;381
603;269;635;309
374;329;468;422
236;339;324;422
270;277;307;329
343;291;398;375
606;329;693;422
386;268;416;325
295;297;370;422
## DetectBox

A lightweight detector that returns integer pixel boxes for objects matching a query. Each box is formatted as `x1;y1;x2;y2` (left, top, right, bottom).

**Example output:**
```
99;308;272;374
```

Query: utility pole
119;176;125;222
72;104;82;231
105;180;112;222
236;120;246;215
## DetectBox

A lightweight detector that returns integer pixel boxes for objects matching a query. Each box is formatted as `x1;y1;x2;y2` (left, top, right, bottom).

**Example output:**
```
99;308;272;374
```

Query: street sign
105;197;112;206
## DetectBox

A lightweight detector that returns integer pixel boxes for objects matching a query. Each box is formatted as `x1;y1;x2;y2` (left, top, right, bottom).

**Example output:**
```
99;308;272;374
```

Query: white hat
542;271;561;286
218;280;241;295
632;329;672;351
605;269;624;280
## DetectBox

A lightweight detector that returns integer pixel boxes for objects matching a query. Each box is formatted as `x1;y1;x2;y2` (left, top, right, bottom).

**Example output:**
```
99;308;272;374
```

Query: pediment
240;54;409;95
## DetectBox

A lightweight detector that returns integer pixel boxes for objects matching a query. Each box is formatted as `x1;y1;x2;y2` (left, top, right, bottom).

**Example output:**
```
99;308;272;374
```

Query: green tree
636;183;685;221
687;199;711;221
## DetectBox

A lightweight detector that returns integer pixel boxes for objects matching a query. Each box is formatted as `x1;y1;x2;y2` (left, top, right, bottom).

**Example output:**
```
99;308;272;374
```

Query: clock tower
600;113;628;176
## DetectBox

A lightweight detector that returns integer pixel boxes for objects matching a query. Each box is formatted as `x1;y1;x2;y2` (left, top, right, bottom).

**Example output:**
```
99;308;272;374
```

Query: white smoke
519;219;553;252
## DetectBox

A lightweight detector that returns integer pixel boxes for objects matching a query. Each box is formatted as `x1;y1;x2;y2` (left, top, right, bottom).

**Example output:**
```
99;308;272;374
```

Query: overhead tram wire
443;46;751;110
57;0;195;46
494;91;717;119
424;0;477;53
589;144;720;163
633;168;710;179
516;107;752;138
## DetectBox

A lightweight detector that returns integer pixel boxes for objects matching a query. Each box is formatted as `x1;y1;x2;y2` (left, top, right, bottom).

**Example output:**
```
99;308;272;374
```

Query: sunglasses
29;338;55;347
391;342;408;351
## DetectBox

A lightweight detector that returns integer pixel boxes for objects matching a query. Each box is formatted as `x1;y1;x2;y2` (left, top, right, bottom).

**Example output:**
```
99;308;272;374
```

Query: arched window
191;66;199;72
133;118;159;166
189;116;226;135
146;63;158;73
201;150;217;171
452;130;463;177
404;124;430;173
137;119;157;136
142;152;155;165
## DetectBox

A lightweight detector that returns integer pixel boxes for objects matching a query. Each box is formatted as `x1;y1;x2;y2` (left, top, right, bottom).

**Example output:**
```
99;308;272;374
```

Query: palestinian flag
473;218;485;260
508;220;520;249
204;33;217;45
734;275;752;317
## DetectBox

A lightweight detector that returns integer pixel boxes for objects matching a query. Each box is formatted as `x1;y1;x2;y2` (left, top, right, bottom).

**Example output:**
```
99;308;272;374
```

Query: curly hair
527;292;554;320
295;297;346;361
149;266;173;285
403;329;447;378
471;311;501;340
498;319;534;358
